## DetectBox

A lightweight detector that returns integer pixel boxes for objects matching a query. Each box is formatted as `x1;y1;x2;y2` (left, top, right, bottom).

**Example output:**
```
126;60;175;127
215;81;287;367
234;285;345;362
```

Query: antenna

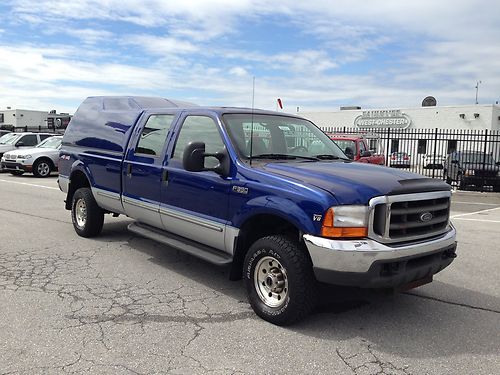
249;76;255;166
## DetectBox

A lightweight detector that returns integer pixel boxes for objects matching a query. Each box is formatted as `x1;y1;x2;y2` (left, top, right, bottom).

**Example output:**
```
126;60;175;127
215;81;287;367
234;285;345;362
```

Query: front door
160;114;231;252
122;114;176;228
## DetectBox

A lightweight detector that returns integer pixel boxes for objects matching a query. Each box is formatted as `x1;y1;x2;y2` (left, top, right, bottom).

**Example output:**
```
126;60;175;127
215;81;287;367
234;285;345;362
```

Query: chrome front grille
369;191;451;244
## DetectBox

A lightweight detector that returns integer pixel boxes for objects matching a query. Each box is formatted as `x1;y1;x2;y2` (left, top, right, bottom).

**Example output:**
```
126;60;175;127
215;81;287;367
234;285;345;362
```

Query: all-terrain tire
243;235;317;325
71;187;104;237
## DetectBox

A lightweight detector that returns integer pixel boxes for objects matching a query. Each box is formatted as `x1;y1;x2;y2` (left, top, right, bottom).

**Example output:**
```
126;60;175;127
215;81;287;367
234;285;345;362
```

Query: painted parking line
0;178;60;191
451;206;500;219
452;218;500;223
452;201;500;206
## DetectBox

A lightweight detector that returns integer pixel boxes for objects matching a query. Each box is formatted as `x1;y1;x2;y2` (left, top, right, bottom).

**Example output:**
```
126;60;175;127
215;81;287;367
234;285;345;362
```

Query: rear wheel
71;187;104;237
33;159;52;178
243;235;317;325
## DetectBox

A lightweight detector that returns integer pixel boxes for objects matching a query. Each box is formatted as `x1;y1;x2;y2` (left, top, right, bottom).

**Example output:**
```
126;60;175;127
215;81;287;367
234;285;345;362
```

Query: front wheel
33;159;52;178
243;235;317;325
71;187;104;237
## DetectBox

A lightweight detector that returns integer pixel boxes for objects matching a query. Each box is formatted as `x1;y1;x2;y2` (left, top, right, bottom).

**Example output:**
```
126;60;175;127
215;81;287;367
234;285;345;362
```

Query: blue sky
1;0;499;114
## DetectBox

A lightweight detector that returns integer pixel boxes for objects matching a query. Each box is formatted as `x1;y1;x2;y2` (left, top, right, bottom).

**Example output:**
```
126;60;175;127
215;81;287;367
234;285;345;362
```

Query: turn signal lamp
321;206;368;239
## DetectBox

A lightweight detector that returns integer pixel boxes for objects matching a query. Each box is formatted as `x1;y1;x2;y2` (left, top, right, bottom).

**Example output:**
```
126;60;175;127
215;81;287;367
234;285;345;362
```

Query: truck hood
261;161;450;205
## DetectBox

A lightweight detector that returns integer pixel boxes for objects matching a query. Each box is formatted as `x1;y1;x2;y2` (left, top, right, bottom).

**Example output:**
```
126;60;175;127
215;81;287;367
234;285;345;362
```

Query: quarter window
173;116;225;168
135;115;175;156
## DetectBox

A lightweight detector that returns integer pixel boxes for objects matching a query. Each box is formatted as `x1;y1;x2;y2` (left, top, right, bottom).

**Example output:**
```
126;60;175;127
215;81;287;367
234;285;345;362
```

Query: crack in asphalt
0;249;252;374
336;343;411;375
404;292;500;314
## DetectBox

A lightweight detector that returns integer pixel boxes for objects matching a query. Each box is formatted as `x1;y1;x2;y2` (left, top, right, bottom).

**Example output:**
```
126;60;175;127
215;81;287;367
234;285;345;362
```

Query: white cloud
229;67;248;77
125;35;199;55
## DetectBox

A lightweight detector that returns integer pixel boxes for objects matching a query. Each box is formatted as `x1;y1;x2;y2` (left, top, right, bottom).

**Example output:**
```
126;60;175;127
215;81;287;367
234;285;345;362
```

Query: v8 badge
313;214;322;222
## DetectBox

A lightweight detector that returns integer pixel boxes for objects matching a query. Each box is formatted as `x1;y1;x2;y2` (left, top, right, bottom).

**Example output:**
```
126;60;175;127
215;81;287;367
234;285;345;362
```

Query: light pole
475;80;482;104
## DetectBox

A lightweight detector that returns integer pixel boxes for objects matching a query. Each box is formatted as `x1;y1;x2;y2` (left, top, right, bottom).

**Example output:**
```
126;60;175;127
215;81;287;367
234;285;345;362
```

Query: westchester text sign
354;110;411;129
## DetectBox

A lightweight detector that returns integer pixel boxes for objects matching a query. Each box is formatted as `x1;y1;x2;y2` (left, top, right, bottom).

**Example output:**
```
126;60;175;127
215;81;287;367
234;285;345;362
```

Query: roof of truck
85;96;198;111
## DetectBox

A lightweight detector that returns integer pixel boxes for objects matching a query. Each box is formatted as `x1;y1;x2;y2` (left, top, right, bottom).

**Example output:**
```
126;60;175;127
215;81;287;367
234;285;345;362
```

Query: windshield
37;137;62;149
0;133;20;145
1;134;22;145
460;153;496;164
222;114;346;160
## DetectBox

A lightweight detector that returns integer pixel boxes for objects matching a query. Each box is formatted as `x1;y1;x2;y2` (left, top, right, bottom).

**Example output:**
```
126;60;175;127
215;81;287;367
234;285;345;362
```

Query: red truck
327;134;385;165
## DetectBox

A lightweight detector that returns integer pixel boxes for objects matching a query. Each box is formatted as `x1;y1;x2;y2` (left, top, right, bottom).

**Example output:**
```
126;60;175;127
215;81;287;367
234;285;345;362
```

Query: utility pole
475;80;482;104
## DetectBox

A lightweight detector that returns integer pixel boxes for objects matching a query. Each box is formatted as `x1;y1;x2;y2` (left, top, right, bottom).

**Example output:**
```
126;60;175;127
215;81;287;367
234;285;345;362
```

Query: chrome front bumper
303;224;457;287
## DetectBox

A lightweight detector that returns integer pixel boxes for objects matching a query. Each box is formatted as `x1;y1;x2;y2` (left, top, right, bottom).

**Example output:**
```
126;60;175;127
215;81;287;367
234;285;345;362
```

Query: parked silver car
1;135;62;177
0;132;55;164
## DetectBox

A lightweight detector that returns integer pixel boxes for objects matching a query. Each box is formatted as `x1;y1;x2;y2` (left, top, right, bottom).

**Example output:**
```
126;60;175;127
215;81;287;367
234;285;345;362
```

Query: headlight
17;155;31;160
464;169;475;176
320;205;368;238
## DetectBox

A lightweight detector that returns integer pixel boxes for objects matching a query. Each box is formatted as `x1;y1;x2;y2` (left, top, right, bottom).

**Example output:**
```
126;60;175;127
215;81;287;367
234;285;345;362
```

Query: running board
127;222;233;266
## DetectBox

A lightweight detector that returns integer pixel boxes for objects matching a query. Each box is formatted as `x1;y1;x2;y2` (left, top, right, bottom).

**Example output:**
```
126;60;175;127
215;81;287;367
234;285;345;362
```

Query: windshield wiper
315;154;350;161
251;153;319;161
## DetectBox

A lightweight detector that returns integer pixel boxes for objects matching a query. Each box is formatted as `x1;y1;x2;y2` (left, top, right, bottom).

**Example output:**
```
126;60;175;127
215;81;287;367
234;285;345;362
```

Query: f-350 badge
232;186;249;195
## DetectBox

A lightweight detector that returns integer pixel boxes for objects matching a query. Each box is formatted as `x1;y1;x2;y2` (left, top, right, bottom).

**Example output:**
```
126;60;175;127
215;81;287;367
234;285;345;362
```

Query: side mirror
16;141;24;147
182;141;230;177
361;150;372;157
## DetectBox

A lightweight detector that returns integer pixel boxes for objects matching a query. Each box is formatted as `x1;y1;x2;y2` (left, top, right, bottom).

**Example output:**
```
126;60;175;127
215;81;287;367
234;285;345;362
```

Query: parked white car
421;153;445;169
1;136;62;177
389;152;411;168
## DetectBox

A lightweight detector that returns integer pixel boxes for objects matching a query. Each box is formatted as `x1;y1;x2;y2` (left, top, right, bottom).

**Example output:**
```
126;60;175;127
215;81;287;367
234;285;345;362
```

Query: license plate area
397;275;433;292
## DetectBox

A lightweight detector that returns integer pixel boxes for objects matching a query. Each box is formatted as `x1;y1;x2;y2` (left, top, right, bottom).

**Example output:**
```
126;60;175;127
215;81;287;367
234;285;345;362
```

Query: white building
299;104;500;163
0;108;71;130
300;104;500;131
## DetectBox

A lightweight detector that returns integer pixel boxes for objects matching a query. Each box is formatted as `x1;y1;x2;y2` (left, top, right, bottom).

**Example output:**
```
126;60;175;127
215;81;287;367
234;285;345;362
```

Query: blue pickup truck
58;96;457;325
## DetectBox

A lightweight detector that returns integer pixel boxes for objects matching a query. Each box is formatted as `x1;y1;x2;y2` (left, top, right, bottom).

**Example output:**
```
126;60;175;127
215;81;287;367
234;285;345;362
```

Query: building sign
354;110;411;129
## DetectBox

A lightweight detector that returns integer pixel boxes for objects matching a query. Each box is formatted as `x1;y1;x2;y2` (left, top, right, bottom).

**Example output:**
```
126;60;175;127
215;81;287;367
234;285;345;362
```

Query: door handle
162;169;169;184
126;164;132;177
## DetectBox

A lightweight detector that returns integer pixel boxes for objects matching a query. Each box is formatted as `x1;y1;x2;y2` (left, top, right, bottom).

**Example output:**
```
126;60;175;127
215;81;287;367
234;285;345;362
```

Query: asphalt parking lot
0;174;499;375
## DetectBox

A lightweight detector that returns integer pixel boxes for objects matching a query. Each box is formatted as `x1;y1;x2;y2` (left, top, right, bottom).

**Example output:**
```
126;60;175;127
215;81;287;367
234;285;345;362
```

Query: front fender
232;195;320;234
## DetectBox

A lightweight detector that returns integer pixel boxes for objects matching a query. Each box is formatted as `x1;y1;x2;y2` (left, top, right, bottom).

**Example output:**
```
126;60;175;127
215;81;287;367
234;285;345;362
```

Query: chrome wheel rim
37;162;50;176
75;199;87;228
254;256;288;308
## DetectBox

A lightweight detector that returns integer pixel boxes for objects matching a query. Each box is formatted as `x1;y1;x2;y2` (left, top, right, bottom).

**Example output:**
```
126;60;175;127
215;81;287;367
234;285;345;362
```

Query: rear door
122;113;177;228
159;113;231;252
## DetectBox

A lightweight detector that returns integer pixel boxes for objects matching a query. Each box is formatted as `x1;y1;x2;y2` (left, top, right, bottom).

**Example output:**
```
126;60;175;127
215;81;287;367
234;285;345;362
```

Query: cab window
135;115;175;156
173;116;225;168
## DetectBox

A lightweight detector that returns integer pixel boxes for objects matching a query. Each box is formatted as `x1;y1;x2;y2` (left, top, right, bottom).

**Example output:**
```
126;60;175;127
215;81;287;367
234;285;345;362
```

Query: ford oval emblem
420;212;433;222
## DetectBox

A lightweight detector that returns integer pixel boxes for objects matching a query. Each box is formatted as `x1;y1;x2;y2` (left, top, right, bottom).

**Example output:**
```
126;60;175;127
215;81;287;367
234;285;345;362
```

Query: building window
0;114;3;123
447;140;457;154
390;139;399;153
417;139;427;154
